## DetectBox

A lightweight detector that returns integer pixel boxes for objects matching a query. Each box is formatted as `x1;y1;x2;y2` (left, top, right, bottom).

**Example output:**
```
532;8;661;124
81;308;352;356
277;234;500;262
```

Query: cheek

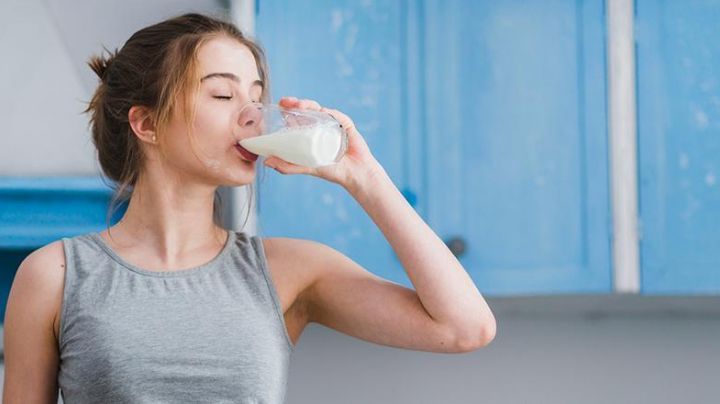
161;115;226;163
192;107;235;145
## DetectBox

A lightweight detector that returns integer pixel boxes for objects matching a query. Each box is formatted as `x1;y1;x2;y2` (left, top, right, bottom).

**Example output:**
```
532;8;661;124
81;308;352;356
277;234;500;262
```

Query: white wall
1;0;95;175
0;0;232;175
0;0;256;233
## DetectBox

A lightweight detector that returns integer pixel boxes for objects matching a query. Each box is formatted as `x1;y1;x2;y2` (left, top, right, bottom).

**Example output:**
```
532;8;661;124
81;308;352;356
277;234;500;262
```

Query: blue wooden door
256;0;613;294
636;0;720;294
420;0;612;294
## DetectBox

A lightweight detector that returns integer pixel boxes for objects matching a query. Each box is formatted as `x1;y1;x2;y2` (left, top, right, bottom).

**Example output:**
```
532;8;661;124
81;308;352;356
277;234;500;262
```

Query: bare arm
264;97;496;351
279;165;495;353
343;163;497;348
3;241;65;404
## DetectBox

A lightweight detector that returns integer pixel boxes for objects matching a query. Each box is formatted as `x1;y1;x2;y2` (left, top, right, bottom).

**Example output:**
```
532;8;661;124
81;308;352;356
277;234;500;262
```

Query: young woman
3;13;496;403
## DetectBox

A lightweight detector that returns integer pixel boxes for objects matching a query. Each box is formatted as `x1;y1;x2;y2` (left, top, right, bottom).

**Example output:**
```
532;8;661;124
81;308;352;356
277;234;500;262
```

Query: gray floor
2;296;720;403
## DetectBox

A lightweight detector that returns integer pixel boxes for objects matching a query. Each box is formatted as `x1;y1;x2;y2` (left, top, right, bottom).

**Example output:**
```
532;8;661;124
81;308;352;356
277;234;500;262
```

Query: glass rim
239;102;339;120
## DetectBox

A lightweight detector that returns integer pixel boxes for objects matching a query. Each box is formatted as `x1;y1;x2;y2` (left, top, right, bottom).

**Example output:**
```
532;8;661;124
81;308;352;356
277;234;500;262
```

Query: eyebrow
200;72;263;88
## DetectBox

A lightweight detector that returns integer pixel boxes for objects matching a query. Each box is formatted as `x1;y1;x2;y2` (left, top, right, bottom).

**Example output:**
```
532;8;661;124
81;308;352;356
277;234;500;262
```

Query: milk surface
239;123;342;168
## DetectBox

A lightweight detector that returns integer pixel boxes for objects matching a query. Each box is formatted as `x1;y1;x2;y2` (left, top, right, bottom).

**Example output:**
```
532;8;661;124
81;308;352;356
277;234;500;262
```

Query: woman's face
160;35;264;187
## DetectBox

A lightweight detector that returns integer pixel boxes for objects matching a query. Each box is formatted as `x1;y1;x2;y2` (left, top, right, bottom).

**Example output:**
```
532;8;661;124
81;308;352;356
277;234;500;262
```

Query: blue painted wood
0;176;126;248
423;0;612;294
401;188;417;207
636;0;720;294
256;0;612;294
0;249;30;323
256;0;414;287
0;176;127;322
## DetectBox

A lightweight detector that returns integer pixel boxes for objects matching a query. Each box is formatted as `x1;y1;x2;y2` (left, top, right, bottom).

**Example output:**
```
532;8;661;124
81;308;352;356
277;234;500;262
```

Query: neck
105;172;227;266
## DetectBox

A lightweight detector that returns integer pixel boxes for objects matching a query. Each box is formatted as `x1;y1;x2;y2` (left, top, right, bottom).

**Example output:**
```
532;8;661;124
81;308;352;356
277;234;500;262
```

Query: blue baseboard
0;176;127;248
0;176;128;322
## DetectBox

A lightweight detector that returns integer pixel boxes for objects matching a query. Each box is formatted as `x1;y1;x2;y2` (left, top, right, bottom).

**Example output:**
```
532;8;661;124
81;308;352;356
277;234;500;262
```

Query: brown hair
85;13;269;235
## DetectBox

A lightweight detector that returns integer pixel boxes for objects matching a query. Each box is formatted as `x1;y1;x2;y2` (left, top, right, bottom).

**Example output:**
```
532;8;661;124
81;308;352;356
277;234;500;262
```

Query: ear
128;105;157;143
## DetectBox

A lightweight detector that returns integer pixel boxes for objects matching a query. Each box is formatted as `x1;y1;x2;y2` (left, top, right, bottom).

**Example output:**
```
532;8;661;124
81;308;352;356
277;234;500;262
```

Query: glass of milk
235;103;348;168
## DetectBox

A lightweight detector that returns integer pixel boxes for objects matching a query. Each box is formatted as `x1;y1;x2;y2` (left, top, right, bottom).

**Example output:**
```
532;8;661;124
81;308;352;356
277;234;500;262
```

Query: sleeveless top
57;230;295;404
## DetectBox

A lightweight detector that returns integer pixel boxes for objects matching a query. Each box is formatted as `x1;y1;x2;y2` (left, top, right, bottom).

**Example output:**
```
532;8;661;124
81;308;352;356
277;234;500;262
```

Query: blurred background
1;0;720;403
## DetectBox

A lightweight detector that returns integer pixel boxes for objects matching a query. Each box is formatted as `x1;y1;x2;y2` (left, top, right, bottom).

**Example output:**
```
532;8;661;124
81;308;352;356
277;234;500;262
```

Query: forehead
196;36;260;81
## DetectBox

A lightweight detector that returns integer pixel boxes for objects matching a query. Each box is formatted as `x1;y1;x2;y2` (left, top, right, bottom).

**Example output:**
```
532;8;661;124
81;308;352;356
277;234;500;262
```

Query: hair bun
87;49;117;82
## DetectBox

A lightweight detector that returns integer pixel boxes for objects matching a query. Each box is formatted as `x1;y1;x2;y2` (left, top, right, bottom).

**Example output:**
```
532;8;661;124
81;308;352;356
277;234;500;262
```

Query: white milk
239;123;343;168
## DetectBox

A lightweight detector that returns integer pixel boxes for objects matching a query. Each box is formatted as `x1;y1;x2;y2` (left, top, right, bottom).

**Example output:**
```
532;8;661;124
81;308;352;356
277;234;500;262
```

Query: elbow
453;316;497;353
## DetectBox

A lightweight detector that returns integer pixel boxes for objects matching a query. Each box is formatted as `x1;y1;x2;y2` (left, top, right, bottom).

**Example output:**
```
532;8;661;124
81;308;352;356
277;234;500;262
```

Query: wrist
343;159;388;195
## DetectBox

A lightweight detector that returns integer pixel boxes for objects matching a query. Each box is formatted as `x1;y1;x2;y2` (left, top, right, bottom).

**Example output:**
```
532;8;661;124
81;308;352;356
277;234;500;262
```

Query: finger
264;156;281;167
278;96;299;108
264;156;314;175
297;99;322;111
321;107;356;132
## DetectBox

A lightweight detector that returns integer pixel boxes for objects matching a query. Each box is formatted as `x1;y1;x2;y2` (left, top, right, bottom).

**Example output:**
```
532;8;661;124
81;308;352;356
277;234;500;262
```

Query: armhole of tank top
251;235;296;352
57;237;73;350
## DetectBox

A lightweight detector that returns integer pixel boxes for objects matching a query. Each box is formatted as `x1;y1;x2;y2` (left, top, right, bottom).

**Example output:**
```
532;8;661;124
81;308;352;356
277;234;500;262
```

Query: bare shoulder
259;237;339;345
259;237;328;311
11;240;67;341
259;236;353;319
19;239;66;270
3;240;65;401
259;236;382;319
17;240;66;295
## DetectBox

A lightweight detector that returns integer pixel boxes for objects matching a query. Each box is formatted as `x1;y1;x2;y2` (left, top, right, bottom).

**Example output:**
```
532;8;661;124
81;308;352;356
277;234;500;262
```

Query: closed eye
213;95;233;100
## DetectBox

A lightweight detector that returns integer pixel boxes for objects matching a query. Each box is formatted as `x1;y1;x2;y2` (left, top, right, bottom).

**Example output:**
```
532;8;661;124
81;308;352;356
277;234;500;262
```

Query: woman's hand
262;96;385;190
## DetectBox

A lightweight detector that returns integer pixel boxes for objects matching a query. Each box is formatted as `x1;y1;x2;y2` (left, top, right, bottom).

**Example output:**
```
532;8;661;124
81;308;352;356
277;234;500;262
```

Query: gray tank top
57;230;294;403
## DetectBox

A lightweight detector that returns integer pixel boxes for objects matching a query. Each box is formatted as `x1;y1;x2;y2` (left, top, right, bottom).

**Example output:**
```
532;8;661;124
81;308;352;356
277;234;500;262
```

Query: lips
235;144;259;162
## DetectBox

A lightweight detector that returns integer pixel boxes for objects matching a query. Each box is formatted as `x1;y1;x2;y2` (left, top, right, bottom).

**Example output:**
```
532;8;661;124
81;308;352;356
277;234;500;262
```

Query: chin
203;153;257;186
221;170;256;187
224;179;255;187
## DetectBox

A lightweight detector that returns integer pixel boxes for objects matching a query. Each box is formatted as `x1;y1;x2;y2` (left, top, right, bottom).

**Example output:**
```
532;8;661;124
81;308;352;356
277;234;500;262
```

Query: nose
238;103;262;127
